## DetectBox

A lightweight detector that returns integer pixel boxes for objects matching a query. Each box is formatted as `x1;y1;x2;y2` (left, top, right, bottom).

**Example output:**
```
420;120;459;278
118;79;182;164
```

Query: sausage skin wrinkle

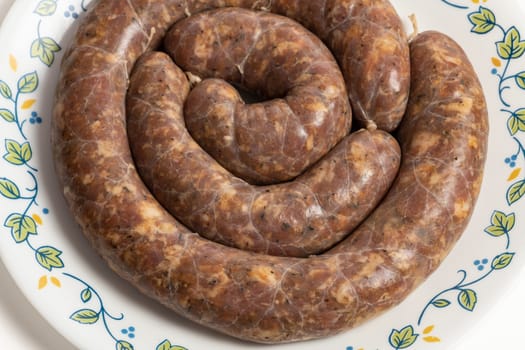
52;0;488;343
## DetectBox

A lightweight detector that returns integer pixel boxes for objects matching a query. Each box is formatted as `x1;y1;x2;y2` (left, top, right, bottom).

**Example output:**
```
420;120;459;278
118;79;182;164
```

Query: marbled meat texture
51;0;488;343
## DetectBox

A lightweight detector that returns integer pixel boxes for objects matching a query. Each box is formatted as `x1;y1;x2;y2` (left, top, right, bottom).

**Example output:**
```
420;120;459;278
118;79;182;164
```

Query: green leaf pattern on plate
31;20;61;67
70;308;100;325
507;179;525;205
35;246;64;271
17;71;38;94
30;36;61;67
0;108;15;122
468;6;496;34
34;0;57;16
0;123;62;266
4;213;37;242
485;210;515;237
81;287;92;303
116;340;134;350
496;27;525;60
0;80;13;99
492;252;515;270
389;326;419;350
3;139;32;166
506;108;525;135
156;339;189;350
431;299;451;308
457;289;477;312
515;71;525;90
0;177;20;199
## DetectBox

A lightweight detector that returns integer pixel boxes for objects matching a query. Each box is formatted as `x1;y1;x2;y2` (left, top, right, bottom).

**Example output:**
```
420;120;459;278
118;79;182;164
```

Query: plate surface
1;0;525;349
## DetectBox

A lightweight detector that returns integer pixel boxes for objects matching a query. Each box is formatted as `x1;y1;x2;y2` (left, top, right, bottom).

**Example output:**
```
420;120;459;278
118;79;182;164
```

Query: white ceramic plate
1;0;525;349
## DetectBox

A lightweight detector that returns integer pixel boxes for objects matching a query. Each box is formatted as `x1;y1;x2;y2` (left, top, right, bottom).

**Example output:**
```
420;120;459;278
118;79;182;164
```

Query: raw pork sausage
51;0;488;342
271;0;410;131
164;8;352;184
127;51;400;257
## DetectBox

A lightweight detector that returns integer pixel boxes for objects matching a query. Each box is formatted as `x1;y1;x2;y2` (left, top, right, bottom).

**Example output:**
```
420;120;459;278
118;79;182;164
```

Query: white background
0;0;524;349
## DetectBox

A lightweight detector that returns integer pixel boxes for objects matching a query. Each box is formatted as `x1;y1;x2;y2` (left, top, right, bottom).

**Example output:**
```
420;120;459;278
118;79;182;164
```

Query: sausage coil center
51;0;489;344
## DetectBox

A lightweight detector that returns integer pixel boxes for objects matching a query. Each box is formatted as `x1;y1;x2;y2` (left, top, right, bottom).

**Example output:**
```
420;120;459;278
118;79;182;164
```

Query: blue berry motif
505;154;518;168
64;5;79;19
29;111;43;124
473;258;489;271
121;326;136;339
43;208;49;214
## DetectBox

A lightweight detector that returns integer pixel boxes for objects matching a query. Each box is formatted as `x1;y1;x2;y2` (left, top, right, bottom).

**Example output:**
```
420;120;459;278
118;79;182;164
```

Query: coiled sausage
51;0;488;343
164;8;352;184
126;50;400;257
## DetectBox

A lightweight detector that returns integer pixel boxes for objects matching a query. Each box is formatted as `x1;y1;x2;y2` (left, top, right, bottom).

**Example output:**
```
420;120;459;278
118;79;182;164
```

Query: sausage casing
271;0;410;131
164;8;352;184
52;0;488;342
127;51;400;257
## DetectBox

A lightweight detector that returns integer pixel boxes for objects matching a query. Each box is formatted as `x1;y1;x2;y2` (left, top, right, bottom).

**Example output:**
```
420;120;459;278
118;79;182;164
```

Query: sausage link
127;51;400;257
329;31;489;259
271;0;410;131
52;0;488;343
164;8;351;184
64;0;409;133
